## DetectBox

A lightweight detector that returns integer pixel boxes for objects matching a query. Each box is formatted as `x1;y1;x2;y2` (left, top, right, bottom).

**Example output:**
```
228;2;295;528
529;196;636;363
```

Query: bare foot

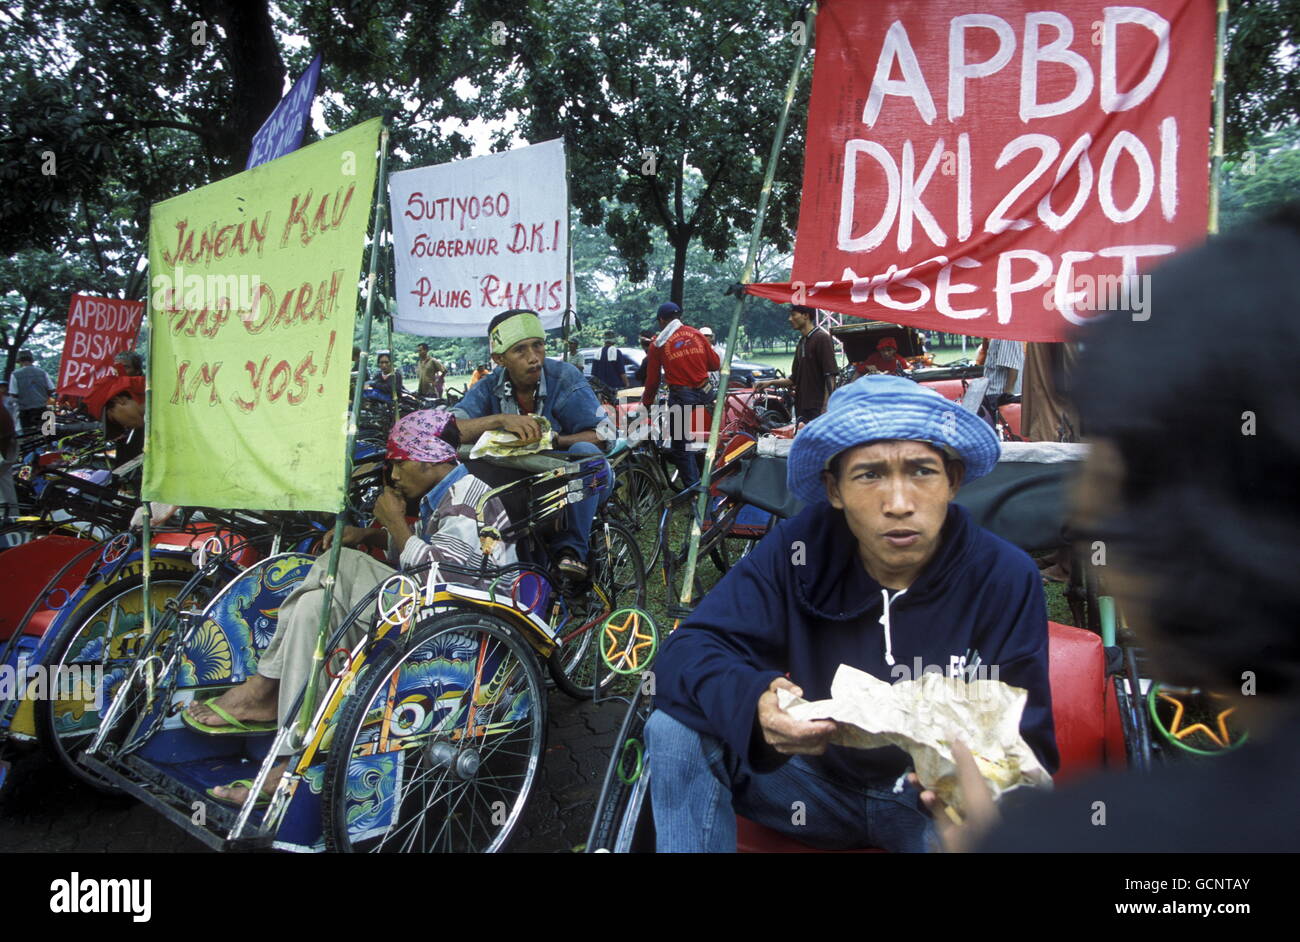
188;674;279;726
210;759;289;804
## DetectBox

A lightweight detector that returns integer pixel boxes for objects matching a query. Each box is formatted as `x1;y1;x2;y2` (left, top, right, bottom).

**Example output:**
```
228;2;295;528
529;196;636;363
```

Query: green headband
489;311;545;355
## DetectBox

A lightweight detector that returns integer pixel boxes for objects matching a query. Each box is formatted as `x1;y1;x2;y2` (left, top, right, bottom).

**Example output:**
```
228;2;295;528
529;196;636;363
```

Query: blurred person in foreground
925;203;1300;853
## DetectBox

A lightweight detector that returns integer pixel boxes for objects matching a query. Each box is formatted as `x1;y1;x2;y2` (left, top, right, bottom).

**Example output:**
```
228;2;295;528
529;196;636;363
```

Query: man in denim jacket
452;309;614;579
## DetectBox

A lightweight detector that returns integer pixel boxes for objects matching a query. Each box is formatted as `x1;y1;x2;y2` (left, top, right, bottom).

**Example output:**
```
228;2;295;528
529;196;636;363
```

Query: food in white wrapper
468;415;555;459
777;665;1052;817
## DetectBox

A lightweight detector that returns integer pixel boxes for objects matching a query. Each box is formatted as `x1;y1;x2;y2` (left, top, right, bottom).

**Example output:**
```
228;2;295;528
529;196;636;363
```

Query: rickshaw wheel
548;519;645;700
322;609;547;853
612;465;663;538
34;568;193;793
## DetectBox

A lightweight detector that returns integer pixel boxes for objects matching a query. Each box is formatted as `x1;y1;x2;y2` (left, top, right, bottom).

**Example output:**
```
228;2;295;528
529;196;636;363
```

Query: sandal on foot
204;779;272;809
556;552;588;580
182;698;277;736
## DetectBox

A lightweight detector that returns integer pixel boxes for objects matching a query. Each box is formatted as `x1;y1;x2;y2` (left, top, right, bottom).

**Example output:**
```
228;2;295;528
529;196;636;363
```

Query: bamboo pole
296;119;392;741
677;5;815;608
1209;0;1228;235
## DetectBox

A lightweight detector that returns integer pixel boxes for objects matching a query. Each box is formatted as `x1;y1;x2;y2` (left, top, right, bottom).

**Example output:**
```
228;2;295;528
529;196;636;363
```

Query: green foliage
493;0;809;302
1224;0;1300;158
1220;123;1300;230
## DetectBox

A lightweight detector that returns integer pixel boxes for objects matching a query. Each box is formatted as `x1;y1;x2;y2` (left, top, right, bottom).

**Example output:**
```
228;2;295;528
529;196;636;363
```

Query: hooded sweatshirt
655;500;1058;787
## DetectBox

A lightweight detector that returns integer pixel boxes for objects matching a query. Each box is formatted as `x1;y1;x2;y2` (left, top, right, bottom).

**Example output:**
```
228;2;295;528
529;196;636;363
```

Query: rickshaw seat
714;455;804;521
737;621;1113;852
23;609;57;638
150;523;259;568
463;454;580;551
0;535;99;641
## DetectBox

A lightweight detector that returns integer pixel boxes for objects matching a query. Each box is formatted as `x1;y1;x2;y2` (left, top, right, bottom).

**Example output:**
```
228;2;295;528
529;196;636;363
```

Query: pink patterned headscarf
387;409;459;465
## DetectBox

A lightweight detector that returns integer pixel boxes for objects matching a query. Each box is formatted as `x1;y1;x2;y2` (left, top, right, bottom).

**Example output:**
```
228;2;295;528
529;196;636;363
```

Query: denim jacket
452;358;611;438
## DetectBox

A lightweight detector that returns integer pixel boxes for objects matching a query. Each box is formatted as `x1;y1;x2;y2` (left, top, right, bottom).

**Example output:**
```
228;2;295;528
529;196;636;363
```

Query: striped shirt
983;339;1025;398
393;469;518;585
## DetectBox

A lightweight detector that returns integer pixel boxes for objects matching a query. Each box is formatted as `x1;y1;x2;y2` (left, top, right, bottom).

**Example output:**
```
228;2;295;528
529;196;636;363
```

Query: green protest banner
144;117;381;511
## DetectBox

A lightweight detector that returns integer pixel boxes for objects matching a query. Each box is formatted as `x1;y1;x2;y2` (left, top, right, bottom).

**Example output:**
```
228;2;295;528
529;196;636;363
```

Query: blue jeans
552;441;612;563
644;710;937;853
667;387;710;490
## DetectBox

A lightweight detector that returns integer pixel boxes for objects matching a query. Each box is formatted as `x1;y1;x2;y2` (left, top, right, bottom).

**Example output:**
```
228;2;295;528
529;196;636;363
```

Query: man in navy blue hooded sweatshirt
646;373;1058;852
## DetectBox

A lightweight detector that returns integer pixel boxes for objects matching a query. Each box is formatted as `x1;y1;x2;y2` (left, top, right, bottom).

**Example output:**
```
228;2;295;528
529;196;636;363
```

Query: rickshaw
585;442;1161;852
0;506;320;794
0;448;387;794
74;444;648;852
827;322;1023;439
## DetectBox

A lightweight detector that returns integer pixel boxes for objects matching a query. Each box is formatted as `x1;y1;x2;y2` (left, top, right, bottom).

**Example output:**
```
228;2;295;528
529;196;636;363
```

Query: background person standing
415;342;445;398
981;338;1024;404
640;302;720;489
8;351;54;434
565;339;585;370
0;388;17;520
755;304;838;421
591;331;634;389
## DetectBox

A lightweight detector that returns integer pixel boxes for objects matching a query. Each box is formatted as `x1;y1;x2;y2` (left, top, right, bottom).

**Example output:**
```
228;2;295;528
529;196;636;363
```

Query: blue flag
246;54;322;169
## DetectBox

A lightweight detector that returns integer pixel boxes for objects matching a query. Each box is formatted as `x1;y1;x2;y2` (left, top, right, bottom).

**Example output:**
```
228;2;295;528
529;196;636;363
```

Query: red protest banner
57;294;144;396
748;0;1215;341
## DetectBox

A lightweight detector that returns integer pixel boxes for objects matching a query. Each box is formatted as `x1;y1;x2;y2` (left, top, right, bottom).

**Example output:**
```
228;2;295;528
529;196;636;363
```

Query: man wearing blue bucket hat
645;374;1058;852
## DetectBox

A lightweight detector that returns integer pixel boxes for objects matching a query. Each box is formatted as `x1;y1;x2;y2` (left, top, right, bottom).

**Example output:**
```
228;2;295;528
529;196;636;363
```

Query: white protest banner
389;138;571;337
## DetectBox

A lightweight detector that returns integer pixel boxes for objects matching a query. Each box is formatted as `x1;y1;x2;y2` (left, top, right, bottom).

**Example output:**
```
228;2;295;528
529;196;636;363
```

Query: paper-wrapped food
777;665;1052;816
468;415;555;459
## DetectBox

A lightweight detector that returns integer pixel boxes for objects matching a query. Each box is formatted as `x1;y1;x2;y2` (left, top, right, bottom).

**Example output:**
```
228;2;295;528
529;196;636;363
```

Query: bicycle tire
34;567;195;792
547;520;646;700
322;609;547;853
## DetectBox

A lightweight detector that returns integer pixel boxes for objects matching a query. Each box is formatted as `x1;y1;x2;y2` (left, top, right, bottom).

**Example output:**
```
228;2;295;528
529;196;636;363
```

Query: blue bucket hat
787;374;1000;505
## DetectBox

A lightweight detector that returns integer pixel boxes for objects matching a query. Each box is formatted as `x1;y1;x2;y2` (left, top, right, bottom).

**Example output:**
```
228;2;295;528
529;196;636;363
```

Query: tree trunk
670;154;691;301
670;234;688;307
200;0;286;166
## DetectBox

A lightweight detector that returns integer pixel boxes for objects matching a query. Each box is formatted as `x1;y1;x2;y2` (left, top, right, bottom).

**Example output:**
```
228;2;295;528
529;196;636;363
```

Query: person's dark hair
17;351;33;363
487;309;539;334
1071;201;1300;700
102;391;133;440
791;305;816;315
115;351;144;375
440;415;462;450
417;342;428;352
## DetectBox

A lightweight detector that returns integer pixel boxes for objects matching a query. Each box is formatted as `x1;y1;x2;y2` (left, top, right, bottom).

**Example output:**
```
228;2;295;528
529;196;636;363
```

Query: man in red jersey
641;301;720;489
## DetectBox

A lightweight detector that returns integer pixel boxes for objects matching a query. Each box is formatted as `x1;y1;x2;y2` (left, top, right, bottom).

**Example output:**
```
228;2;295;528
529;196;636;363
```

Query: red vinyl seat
150;523;261;568
0;536;99;641
737;621;1122;852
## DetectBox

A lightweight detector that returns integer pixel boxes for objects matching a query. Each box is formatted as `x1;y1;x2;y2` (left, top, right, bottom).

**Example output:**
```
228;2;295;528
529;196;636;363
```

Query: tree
1225;0;1300;157
0;248;108;379
493;0;809;305
1220;123;1300;230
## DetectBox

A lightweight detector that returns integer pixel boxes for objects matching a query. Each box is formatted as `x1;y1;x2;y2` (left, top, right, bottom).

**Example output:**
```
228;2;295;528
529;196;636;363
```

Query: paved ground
0;690;628;854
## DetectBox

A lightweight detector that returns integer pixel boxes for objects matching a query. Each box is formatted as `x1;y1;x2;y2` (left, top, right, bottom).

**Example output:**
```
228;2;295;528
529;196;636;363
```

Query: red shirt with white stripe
641;322;721;405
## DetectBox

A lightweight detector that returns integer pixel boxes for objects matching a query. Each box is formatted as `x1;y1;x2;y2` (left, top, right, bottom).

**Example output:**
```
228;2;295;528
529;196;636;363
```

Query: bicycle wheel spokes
325;612;546;853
